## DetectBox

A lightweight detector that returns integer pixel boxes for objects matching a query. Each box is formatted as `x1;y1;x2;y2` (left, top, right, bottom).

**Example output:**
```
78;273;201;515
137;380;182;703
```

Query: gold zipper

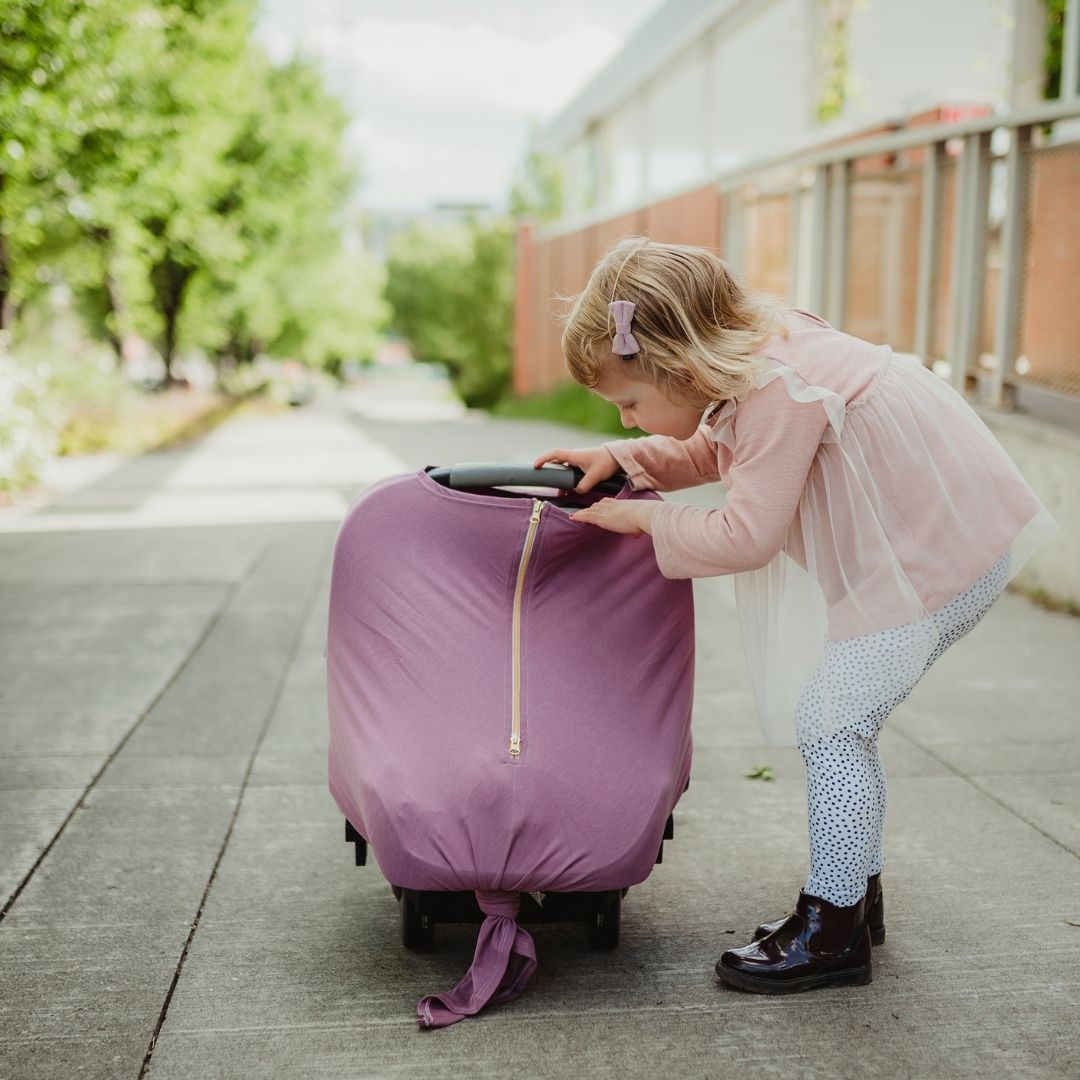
509;498;544;758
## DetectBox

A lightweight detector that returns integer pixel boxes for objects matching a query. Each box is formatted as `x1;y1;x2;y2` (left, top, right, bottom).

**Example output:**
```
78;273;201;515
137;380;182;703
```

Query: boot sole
715;960;873;995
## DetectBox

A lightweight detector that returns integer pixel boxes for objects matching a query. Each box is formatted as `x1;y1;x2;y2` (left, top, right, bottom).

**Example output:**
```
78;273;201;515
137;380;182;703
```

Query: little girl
533;236;1056;995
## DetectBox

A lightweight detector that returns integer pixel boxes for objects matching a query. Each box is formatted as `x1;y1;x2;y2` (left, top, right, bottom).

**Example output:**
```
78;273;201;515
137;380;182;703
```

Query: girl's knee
797;726;879;762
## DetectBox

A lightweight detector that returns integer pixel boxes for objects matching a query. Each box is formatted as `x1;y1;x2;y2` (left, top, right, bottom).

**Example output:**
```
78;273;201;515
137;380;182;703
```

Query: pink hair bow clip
608;300;639;356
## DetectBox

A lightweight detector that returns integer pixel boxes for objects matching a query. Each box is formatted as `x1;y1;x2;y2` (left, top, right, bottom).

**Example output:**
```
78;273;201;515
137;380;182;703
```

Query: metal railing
717;99;1080;414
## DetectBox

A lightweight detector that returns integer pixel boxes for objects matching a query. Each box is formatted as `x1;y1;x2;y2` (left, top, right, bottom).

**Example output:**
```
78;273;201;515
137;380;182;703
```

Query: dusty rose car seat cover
327;469;695;1027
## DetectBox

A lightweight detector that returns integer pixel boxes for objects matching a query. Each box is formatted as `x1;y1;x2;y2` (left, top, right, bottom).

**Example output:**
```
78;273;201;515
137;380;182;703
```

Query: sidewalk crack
138;534;327;1078
892;726;1080;861
0;538;274;924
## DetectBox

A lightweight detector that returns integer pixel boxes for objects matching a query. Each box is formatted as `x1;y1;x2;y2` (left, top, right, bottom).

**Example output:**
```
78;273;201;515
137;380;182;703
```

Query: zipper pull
509;735;521;757
530;499;544;523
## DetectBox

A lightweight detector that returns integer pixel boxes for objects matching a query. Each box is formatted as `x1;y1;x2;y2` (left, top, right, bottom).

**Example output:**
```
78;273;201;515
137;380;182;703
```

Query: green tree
3;0;385;382
127;0;259;379
48;0;169;356
181;56;386;371
385;215;515;408
0;0;101;325
1042;0;1067;99
1;0;257;371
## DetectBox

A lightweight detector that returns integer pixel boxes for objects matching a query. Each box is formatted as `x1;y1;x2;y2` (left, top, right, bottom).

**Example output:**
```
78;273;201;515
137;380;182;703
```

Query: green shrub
385;217;514;409
0;345;64;492
490;380;645;438
0;337;266;494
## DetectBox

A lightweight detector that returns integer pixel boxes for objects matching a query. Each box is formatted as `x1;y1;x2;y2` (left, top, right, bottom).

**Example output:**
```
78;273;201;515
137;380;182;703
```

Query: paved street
1;374;1078;1079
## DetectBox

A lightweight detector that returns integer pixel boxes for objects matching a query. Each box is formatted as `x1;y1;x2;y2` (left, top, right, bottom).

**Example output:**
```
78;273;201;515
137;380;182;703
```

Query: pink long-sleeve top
602;309;1048;628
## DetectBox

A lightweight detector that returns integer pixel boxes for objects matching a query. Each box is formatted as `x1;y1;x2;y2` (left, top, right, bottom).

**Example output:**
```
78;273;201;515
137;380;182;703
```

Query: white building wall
561;140;591;218
709;0;812;173
549;0;1026;222
605;95;648;209
645;42;710;197
844;0;1015;117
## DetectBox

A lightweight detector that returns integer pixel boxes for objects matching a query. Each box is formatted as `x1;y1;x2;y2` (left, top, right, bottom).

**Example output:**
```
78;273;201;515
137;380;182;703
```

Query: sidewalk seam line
138;532;328;1079
892;726;1080;861
0;539;274;924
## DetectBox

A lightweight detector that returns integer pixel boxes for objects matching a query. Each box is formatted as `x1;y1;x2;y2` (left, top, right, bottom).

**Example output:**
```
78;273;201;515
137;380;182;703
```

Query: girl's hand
569;499;658;538
532;445;620;493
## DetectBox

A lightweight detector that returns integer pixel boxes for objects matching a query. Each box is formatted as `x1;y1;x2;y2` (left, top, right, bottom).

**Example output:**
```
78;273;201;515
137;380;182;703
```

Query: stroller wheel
586;890;621;951
401;889;434;951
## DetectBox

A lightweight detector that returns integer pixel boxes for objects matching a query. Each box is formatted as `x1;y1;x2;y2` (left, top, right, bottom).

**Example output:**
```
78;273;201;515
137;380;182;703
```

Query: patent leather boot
716;890;872;994
753;873;885;946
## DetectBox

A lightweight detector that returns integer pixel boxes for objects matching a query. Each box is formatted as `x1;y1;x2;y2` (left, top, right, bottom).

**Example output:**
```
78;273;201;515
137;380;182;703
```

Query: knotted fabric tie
608;300;640;356
416;889;537;1029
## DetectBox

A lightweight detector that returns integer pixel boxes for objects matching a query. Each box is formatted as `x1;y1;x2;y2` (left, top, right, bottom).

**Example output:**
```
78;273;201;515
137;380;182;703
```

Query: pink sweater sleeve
644;378;831;578
602;425;722;492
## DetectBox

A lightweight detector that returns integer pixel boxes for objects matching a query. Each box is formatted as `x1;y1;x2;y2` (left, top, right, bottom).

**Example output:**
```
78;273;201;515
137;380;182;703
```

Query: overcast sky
254;0;665;214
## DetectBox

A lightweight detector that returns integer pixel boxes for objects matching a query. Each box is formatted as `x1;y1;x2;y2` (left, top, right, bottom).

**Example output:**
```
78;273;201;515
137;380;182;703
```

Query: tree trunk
162;302;178;382
150;256;193;384
103;286;123;361
0;172;11;332
0;228;10;332
102;243;126;364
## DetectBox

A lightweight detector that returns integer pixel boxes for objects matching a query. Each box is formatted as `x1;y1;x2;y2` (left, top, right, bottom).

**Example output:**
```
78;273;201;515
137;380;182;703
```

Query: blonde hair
559;236;790;407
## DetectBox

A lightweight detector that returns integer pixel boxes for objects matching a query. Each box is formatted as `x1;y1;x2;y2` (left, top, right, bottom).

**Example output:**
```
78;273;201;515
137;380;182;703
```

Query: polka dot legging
796;553;1011;907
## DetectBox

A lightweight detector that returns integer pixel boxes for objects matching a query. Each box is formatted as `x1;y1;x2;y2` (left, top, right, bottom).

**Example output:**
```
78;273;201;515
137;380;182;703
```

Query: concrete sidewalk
1;383;1077;1079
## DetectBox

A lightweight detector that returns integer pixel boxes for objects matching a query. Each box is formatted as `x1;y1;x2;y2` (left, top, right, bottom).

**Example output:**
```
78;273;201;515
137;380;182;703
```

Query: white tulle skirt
724;352;1057;746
